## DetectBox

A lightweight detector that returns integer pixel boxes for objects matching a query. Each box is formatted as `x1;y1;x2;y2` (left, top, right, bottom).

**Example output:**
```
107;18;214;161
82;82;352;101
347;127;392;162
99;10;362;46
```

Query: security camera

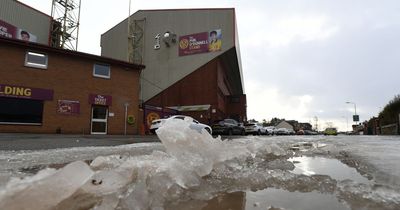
154;44;160;50
162;31;177;47
163;32;170;39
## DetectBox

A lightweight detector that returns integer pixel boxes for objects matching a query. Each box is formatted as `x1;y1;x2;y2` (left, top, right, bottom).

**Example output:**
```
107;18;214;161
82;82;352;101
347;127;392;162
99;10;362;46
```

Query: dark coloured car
211;119;245;135
304;130;318;135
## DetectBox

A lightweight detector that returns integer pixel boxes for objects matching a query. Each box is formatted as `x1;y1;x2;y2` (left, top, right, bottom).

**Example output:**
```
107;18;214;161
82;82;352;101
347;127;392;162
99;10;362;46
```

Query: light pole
346;101;357;116
346;101;358;132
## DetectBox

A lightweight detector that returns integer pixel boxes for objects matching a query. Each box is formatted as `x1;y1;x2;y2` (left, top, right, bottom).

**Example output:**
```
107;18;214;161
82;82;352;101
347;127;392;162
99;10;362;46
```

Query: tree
270;117;284;126
248;119;257;123
262;119;268;127
379;95;400;125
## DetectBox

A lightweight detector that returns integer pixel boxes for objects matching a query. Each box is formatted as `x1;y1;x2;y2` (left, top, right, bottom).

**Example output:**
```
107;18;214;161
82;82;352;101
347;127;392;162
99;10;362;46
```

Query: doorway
91;105;108;134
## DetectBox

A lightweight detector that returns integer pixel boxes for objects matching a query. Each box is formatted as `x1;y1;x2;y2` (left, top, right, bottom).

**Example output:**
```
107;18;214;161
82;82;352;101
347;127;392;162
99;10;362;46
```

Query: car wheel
205;127;211;134
257;130;261;135
150;129;156;134
241;129;246;136
228;129;233;136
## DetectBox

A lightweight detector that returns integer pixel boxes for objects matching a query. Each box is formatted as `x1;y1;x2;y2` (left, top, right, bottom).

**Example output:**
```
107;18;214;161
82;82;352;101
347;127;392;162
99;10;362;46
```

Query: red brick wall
146;59;219;108
227;94;247;122
145;57;246;124
0;43;140;134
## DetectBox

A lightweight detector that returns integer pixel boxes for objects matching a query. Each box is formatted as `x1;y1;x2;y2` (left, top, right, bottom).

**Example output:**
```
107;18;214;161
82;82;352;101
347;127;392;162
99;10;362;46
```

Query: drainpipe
124;102;129;135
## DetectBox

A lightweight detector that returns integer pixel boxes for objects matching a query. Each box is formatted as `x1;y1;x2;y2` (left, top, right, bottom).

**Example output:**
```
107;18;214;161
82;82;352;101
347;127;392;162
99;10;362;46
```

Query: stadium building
101;8;246;130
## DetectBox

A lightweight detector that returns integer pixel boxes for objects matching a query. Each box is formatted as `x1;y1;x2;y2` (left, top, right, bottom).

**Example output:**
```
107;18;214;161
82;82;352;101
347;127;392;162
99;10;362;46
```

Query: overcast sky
20;0;400;131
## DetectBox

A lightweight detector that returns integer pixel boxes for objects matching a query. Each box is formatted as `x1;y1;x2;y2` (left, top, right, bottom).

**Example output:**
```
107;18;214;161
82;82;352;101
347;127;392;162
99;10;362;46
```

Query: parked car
265;126;276;135
211;119;245;135
296;129;305;135
274;128;290;135
324;127;338;136
287;128;295;135
149;118;163;134
304;130;318;135
149;115;212;134
244;122;263;135
260;126;269;135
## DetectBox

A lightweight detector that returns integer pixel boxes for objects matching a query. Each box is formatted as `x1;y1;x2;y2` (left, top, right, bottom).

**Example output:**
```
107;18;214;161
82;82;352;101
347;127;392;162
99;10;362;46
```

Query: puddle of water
245;188;350;210
197;189;350;210
200;191;246;210
288;156;370;184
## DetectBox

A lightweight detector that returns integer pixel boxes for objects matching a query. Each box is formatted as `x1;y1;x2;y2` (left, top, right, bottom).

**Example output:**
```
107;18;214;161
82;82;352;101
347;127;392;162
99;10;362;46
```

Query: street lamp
346;101;359;129
346;101;357;115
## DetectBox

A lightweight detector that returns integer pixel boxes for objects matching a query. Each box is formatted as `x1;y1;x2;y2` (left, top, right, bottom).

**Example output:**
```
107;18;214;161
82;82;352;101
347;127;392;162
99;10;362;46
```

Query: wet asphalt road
0;133;161;151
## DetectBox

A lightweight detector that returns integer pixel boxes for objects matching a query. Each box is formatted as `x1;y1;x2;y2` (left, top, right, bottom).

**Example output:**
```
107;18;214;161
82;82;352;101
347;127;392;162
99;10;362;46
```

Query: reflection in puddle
201;191;246;210
198;156;370;210
288;156;370;184
199;189;350;210
246;188;350;210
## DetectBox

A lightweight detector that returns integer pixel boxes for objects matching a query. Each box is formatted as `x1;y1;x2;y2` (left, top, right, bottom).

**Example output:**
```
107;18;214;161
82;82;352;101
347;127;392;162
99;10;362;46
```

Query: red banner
89;94;112;106
57;100;80;115
0;84;53;100
0;20;16;39
0;19;37;42
178;29;222;56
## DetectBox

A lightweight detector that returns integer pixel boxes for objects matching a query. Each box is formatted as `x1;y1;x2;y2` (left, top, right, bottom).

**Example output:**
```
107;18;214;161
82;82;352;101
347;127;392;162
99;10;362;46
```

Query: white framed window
25;51;48;69
93;63;111;79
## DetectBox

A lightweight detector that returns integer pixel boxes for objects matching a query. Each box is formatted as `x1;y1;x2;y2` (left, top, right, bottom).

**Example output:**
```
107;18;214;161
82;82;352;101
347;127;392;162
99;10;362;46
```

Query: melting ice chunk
156;117;251;177
156;117;224;177
0;161;94;210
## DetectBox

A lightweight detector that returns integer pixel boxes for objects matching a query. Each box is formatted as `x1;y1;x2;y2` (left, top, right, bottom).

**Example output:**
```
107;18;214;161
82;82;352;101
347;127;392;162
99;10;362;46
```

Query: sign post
353;115;359;122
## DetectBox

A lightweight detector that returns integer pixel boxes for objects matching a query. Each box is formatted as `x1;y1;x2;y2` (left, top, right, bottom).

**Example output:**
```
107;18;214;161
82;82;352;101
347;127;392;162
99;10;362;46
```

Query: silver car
150;115;212;134
244;122;263;135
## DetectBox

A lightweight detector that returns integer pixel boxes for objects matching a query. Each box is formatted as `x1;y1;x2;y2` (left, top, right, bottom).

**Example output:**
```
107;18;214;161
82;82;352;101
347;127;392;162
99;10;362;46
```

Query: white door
91;106;108;134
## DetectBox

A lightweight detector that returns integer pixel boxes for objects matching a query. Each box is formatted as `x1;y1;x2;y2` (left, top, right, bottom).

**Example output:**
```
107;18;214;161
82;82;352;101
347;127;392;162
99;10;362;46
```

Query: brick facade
145;57;246;125
0;38;143;134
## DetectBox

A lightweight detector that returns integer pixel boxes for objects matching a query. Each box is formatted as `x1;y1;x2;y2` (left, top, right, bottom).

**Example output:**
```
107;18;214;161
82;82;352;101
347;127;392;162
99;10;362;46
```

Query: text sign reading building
0;84;53;100
179;29;222;56
89;94;112;106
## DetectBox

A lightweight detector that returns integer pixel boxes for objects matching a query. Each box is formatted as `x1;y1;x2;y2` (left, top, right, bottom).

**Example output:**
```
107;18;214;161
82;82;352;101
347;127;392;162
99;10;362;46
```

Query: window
230;96;240;103
25;51;48;69
93;64;110;79
0;97;44;125
226;119;237;124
